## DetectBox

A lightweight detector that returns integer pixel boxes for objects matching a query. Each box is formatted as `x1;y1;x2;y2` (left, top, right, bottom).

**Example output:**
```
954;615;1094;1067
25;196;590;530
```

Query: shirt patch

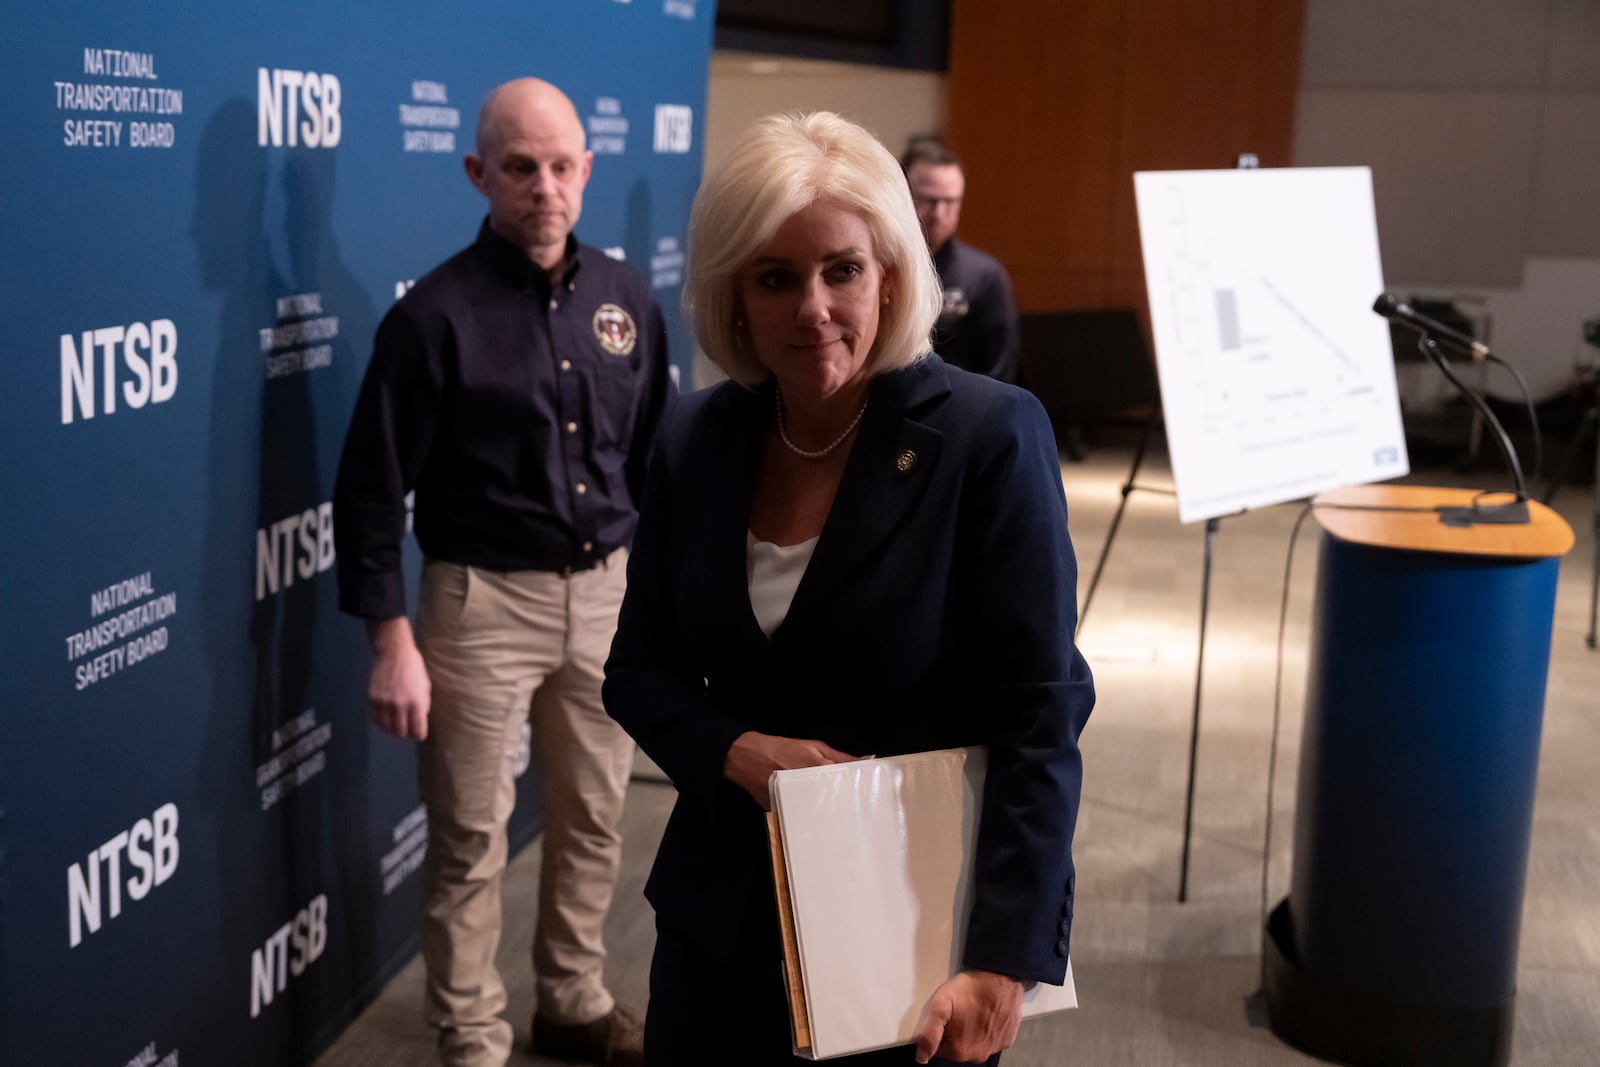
940;285;970;321
593;303;638;355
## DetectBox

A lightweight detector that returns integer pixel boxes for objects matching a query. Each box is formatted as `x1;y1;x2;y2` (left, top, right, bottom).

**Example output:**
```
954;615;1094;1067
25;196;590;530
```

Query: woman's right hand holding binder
912;967;1025;1064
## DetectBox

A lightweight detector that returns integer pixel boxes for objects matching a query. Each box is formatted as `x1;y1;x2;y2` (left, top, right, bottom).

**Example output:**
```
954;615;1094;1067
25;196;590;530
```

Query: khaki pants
415;552;633;1067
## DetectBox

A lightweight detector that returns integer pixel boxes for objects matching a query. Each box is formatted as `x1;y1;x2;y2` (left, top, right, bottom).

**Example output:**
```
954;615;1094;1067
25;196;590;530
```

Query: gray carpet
315;442;1600;1066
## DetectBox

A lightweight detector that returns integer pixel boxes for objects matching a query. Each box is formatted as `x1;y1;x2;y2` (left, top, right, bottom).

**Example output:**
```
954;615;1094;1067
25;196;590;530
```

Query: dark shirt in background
334;221;674;620
931;238;1021;385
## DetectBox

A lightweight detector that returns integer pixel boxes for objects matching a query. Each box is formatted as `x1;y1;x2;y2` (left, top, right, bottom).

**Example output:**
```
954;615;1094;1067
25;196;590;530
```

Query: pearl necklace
775;385;868;461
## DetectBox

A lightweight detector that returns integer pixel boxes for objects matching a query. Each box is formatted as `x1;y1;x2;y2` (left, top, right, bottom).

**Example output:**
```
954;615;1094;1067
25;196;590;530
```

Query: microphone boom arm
1372;291;1531;518
1413;333;1528;503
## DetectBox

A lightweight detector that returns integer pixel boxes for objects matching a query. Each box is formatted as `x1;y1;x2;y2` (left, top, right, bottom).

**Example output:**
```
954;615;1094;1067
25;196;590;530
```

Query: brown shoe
532;1004;644;1067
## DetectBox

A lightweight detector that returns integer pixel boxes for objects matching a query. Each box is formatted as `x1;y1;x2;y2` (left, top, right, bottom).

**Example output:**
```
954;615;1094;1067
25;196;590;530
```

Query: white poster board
1134;166;1408;523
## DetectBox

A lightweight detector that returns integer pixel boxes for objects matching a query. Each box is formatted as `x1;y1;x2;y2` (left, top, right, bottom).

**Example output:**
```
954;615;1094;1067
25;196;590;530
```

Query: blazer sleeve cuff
962;872;1075;986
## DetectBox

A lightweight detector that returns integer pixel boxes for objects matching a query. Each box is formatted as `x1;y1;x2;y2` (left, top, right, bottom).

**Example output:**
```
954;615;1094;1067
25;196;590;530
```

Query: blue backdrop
0;3;712;1063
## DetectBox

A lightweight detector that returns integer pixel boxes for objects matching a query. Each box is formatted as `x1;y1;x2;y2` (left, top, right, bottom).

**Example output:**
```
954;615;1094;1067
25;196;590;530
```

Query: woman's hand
722;730;866;809
912;968;1024;1064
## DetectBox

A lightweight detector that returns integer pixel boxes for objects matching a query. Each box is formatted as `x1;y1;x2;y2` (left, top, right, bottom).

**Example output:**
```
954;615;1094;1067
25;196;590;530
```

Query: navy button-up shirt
334;220;674;620
931;237;1020;385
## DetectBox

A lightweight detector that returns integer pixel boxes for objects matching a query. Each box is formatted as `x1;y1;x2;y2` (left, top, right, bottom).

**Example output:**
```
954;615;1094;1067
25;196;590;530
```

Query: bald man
334;78;671;1067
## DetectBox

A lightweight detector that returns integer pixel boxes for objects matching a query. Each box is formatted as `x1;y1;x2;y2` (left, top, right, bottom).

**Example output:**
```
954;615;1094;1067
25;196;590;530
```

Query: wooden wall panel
946;0;1305;316
945;0;1124;308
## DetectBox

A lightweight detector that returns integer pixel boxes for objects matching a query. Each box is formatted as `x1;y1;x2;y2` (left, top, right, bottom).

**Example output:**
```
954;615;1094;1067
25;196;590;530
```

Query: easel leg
1589;416;1599;649
1540;407;1597;507
1542;405;1599;648
1078;413;1159;636
1178;516;1220;903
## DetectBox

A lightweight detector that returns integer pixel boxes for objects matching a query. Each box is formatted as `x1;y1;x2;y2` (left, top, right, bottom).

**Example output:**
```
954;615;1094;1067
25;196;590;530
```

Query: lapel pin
895;449;917;473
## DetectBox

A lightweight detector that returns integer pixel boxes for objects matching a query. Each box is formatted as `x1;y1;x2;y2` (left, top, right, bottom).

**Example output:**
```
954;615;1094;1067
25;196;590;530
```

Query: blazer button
1058;918;1071;937
1054;939;1070;958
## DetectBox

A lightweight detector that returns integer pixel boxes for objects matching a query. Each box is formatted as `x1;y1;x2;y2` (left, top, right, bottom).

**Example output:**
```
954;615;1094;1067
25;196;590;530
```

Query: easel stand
1076;152;1261;904
1539;380;1600;649
1076;409;1234;904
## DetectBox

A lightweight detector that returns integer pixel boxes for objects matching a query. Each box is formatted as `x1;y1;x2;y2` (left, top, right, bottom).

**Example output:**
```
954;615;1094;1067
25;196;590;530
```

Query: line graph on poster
1134;166;1408;522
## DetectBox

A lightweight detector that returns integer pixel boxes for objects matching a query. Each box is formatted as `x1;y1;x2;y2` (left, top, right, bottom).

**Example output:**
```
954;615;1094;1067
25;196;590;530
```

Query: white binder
766;748;1077;1060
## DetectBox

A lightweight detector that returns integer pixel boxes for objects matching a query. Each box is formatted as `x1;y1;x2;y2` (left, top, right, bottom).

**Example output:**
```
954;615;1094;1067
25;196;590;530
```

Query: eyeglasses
912;195;962;211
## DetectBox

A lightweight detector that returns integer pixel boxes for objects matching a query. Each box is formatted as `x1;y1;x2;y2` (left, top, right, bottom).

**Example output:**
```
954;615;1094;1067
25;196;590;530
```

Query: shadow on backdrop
193;96;380;1062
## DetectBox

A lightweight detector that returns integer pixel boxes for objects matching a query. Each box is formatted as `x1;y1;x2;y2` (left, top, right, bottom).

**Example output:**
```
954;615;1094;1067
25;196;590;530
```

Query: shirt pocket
588;346;641;449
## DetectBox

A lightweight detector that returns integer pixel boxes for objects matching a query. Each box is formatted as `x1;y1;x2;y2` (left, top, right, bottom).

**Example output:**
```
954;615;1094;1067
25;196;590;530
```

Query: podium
1263;485;1574;1067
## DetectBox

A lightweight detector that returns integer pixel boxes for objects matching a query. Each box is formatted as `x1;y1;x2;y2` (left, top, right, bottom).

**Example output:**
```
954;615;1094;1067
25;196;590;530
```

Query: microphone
1371;291;1530;517
1372;292;1489;358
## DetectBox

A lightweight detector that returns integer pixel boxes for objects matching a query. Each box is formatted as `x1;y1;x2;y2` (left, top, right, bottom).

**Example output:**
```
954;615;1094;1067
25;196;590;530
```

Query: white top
747;531;818;638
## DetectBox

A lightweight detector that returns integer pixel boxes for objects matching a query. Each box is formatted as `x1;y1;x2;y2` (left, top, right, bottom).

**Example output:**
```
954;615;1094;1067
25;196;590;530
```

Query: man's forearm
366;614;416;654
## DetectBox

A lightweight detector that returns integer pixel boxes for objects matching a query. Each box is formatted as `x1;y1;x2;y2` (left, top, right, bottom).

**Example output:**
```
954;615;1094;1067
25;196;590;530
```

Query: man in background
334;77;672;1067
903;138;1021;384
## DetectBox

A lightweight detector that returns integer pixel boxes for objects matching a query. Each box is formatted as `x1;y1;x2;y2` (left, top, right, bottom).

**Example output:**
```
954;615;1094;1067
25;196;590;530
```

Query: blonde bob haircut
685;111;944;387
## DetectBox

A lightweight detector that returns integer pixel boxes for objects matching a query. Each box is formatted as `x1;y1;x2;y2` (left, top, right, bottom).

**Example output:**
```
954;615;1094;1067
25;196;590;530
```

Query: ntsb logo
258;68;342;147
60;319;178;425
256;502;334;601
653;104;692;154
250;893;328;1018
67;803;180;947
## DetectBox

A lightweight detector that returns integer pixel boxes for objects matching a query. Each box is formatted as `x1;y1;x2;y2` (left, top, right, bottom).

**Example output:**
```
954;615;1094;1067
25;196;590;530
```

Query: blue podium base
1263;900;1513;1067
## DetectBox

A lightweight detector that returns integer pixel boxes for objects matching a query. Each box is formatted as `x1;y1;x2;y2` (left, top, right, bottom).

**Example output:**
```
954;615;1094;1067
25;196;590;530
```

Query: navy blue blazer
603;355;1094;985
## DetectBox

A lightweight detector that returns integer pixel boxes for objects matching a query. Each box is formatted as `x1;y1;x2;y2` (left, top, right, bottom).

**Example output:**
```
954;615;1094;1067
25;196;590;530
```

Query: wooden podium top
1312;485;1574;559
